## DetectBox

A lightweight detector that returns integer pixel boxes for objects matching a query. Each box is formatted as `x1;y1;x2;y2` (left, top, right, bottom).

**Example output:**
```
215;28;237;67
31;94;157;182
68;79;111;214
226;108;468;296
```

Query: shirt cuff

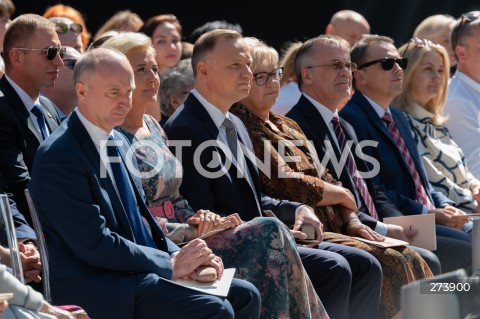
422;205;429;214
295;204;312;216
374;221;388;236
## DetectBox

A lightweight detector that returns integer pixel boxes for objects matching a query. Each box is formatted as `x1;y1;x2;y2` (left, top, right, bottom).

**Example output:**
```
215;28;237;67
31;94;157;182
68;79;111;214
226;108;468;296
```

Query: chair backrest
24;189;51;303
0;194;24;283
401;268;465;319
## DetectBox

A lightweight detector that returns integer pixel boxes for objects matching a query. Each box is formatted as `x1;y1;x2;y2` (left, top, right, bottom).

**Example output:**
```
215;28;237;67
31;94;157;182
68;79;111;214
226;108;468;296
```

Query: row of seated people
0;12;476;319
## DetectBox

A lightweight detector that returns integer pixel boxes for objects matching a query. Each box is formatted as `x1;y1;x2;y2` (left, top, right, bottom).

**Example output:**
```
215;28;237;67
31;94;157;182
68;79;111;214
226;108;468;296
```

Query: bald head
326;10;370;46
75;48;135;132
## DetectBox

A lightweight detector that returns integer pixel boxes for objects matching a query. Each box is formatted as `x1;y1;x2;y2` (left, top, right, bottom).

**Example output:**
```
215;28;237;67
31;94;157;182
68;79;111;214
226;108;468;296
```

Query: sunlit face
409;50;444;107
457;25;480;83
78;58;135;132
125;46;160;110
303;43;353;109
151;22;182;73
241;60;280;114
200;37;252;107
14;29;64;97
354;42;404;102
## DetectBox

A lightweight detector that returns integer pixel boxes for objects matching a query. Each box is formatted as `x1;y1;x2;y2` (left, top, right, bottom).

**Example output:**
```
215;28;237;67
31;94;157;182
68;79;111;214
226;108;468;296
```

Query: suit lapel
69;112;134;238
187;96;262;212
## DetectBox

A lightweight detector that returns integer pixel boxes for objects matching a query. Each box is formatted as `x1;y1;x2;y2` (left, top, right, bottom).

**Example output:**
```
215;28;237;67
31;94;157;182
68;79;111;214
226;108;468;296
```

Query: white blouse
405;103;480;213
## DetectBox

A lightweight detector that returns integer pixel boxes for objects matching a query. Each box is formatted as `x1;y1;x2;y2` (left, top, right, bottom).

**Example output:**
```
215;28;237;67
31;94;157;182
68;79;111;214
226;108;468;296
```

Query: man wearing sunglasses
287;34;443;277
0;14;63;230
48;17;84;54
41;46;82;120
340;34;472;274
444;11;480;181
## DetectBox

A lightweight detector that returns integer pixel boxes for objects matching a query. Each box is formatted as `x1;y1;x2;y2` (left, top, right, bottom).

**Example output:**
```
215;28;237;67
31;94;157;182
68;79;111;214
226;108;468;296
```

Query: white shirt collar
362;93;390;118
302;92;337;124
191;89;234;129
75;109;112;152
5;74;39;111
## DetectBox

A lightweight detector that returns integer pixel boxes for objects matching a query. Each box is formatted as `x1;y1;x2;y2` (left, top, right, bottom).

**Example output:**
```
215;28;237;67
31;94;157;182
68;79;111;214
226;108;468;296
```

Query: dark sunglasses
305;60;357;72
358;58;408;71
12;46;66;61
252;67;283;86
55;22;83;34
63;58;77;70
453;11;480;48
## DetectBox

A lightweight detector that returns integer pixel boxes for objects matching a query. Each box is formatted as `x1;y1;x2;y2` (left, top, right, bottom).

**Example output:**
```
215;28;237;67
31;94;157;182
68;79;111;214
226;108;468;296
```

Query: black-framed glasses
63;58;77;70
12;46;66;61
454;11;480;48
306;60;357;72
358;58;408;71
55;22;83;34
253;67;283;86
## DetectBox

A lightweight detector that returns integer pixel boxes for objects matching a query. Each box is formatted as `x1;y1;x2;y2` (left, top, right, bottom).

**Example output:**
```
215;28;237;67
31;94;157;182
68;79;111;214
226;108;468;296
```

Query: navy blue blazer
164;94;300;226
28;111;179;319
286;94;402;225
339;91;453;215
0;75;62;226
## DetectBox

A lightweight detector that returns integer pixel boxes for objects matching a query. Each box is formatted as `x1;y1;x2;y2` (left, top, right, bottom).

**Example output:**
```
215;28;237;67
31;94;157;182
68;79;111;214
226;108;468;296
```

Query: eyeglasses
454;11;480;47
252;67;283;86
305;60;357;72
55;22;83;34
12;46;66;61
63;59;77;70
358;58;408;71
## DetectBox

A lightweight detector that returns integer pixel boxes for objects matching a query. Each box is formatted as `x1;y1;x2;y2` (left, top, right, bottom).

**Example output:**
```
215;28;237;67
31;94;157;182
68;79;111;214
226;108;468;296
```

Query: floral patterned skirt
316;206;433;319
205;217;329;319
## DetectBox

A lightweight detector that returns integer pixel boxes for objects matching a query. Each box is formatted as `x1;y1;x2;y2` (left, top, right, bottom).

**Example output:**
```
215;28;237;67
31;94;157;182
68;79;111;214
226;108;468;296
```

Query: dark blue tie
107;136;156;248
31;104;49;140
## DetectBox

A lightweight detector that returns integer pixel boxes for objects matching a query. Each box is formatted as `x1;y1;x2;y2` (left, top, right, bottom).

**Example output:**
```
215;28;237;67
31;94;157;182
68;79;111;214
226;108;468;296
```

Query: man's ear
197;60;208;77
455;45;466;63
353;70;366;86
76;82;86;100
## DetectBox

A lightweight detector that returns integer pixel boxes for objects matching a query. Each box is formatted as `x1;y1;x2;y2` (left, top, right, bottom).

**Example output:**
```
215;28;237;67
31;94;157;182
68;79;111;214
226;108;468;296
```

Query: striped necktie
381;112;435;210
331;114;379;219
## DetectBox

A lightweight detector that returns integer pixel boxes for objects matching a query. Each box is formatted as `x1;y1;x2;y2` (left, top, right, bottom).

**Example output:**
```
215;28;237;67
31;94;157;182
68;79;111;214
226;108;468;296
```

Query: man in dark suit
29;47;261;319
165;29;382;319
339;34;472;273
286;34;443;274
0;14;63;227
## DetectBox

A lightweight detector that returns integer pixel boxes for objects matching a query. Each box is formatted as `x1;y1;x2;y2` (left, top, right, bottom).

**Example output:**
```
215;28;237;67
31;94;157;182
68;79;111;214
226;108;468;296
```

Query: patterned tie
107;136;156;248
381;112;435;210
222;117;238;160
331;115;379;220
31;104;49;140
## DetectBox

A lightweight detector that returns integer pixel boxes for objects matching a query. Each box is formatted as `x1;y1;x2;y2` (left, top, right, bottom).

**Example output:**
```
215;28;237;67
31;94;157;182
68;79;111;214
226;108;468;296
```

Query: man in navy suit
286;34;443;275
0;14;63;227
339;34;472;273
165;29;382;319
29;47;260;319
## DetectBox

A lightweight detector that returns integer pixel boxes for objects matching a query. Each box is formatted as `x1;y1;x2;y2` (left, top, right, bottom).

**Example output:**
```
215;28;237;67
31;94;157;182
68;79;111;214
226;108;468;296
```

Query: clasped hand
171;238;223;281
187;210;242;236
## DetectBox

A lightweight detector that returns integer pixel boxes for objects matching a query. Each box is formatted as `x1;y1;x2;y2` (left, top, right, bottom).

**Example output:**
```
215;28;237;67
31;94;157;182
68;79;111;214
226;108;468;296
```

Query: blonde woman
393;38;480;213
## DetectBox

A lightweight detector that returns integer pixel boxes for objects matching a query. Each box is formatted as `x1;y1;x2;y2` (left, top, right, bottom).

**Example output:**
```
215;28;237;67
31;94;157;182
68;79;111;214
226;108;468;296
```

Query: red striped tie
331;115;379;220
381;112;435;210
